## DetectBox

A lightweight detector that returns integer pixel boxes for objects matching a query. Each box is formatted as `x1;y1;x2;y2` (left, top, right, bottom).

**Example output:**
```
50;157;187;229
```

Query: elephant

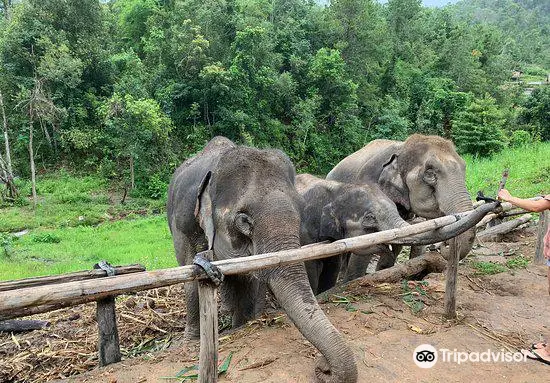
296;174;404;294
167;137;357;383
327;134;476;278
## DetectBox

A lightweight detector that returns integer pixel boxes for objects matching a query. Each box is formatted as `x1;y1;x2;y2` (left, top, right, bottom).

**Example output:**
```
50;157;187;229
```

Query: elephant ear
319;203;342;241
379;154;410;211
194;171;215;249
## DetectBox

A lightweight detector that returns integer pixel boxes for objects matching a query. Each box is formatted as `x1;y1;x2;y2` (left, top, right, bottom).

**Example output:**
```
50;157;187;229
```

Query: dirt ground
2;226;549;383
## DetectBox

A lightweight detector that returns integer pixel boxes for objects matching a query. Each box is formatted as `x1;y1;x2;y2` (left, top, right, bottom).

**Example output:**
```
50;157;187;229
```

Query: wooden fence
0;199;546;382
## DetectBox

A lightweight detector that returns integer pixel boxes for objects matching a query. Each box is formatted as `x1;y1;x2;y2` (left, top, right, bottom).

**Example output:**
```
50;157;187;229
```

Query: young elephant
296;174;406;294
167;138;357;383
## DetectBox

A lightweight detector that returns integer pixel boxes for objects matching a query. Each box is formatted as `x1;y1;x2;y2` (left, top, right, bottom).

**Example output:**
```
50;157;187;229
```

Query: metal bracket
194;250;224;286
476;191;498;204
95;260;116;277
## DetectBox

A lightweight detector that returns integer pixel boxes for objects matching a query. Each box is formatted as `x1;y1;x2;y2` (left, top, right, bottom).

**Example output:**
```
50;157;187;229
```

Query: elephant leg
338;253;350;283
223;274;259;328
305;260;321;295
172;229;202;340
345;253;372;282
376;245;400;271
184;281;201;339
254;281;268;316
409;245;426;259
317;256;341;294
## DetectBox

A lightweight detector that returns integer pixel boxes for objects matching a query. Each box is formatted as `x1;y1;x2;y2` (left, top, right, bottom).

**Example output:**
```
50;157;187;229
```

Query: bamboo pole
0;213;467;321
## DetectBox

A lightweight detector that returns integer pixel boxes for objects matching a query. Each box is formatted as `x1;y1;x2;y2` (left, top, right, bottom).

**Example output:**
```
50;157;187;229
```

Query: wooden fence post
535;211;549;265
198;251;219;383
97;296;121;366
487;168;509;228
444;238;459;319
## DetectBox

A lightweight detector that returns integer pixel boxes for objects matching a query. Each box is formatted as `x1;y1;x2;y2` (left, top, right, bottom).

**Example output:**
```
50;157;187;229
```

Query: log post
535;211;549;265
96;296;121;366
198;251;219;383
444;238;459;319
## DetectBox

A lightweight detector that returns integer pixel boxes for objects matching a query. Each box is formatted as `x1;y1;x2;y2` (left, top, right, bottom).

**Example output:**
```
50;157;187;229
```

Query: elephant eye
361;213;377;229
423;168;437;185
234;212;254;237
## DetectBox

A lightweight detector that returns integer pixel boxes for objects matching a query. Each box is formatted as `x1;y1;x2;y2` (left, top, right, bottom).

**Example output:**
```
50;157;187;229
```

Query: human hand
497;189;513;202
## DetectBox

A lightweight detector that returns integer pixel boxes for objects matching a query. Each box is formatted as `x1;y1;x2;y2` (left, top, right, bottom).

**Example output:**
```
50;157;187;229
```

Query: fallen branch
0;320;50;333
477;214;532;242
318;253;446;300
238;356;278;371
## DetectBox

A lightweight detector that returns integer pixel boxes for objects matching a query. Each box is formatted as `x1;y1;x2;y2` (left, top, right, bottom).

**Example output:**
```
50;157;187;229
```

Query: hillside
451;0;550;68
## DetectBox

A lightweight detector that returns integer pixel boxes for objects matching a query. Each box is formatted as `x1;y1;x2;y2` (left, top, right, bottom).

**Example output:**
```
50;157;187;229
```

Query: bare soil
2;226;548;383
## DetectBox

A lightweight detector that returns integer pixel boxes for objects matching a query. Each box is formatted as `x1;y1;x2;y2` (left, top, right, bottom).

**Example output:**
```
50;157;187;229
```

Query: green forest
0;0;548;202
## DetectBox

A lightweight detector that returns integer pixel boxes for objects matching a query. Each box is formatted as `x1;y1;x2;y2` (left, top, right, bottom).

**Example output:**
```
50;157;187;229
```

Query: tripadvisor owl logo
413;344;438;368
413;344;527;368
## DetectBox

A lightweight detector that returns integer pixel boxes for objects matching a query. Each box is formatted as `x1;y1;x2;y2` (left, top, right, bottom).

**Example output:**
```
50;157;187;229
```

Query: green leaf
218;351;233;374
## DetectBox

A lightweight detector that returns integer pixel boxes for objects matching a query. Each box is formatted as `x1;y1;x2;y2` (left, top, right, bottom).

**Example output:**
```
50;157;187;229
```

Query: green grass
472;261;508;275
505;255;530;269
0;171;173;280
0;171;166;232
464;141;550;198
0;216;176;280
471;255;530;276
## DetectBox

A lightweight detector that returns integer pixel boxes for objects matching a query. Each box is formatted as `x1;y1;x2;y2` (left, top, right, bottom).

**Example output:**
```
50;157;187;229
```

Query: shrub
0;233;16;258
145;174;169;200
509;130;532;147
32;233;62;244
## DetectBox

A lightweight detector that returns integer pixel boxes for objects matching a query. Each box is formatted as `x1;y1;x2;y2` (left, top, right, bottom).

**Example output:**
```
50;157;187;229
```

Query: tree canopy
0;0;548;198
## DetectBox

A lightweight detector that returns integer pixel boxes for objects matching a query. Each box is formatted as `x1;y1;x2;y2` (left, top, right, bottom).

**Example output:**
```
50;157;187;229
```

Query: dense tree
452;95;507;156
0;0;548;202
518;87;550;141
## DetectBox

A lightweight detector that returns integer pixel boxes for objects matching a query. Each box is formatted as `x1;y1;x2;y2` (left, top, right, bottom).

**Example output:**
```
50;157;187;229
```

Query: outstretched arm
498;189;550;213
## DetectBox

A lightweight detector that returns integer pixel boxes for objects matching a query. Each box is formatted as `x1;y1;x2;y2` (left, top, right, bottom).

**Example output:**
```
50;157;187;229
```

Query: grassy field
464;141;549;198
0;217;176;280
1;142;548;281
0;172;174;280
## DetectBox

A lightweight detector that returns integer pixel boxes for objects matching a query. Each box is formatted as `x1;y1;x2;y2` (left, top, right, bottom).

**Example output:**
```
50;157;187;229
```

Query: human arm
497;189;550;213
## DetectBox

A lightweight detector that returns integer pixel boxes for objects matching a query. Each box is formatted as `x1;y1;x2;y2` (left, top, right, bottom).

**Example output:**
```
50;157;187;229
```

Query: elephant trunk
438;177;475;260
268;264;358;383
393;202;498;246
376;197;411;231
252;207;357;383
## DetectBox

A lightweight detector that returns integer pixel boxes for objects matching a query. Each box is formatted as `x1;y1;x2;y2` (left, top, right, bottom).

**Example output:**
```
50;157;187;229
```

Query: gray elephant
167;137;357;383
327;134;475;278
296;174;403;294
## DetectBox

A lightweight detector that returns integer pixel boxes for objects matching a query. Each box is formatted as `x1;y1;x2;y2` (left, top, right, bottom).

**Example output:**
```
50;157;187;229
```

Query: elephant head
316;183;406;256
377;134;474;259
191;145;357;383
